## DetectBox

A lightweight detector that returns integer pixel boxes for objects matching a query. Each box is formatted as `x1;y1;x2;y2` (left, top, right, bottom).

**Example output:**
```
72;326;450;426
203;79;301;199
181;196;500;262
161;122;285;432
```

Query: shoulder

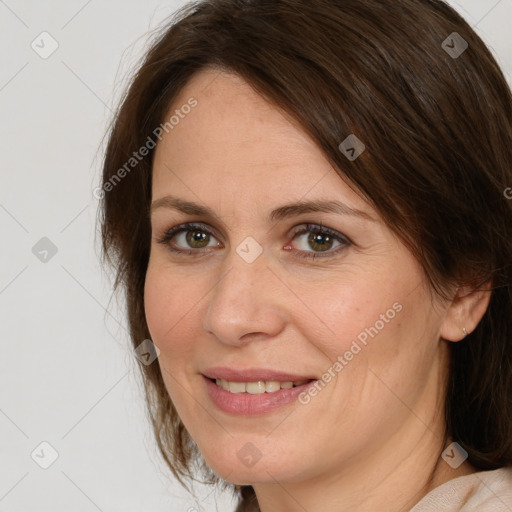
410;466;512;512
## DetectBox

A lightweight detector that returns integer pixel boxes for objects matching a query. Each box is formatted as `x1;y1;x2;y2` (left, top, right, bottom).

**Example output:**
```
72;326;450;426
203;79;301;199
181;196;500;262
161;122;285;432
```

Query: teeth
228;381;245;393
246;381;266;394
265;381;281;393
215;378;310;394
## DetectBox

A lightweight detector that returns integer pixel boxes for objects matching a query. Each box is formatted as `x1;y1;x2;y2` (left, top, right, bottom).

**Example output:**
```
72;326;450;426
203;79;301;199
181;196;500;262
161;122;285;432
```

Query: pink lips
201;367;317;415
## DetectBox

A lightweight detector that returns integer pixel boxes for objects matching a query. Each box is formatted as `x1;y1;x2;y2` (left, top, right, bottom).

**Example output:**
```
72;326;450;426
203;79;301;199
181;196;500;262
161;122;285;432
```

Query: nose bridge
202;246;286;344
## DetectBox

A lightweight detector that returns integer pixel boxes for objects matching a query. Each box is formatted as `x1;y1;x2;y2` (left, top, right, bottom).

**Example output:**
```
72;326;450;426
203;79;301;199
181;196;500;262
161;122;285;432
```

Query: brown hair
98;1;512;510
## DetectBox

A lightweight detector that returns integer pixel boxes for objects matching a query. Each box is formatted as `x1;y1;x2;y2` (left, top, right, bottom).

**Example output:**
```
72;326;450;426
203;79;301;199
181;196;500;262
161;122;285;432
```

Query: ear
440;280;492;342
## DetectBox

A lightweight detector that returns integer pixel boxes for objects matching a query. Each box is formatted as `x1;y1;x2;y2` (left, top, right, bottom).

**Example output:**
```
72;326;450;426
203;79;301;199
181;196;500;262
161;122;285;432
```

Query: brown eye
290;224;351;260
185;229;210;248
158;223;221;255
306;231;336;252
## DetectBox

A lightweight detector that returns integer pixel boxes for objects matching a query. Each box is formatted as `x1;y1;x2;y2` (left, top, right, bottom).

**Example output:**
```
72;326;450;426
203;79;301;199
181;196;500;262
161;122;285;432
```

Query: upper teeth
215;379;309;394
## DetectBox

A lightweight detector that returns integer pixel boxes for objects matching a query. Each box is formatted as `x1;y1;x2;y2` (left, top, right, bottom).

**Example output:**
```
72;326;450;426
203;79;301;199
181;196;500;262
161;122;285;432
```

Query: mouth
207;377;314;394
202;374;318;415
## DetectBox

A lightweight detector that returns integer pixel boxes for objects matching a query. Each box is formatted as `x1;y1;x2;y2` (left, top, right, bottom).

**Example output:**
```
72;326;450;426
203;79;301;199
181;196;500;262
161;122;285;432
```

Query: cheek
299;260;430;411
143;267;194;382
143;267;172;343
143;261;214;395
143;265;197;402
299;274;405;357
143;262;198;344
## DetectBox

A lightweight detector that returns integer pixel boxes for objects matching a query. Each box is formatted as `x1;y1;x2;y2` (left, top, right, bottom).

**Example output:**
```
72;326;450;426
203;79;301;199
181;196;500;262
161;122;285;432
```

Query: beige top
410;466;512;511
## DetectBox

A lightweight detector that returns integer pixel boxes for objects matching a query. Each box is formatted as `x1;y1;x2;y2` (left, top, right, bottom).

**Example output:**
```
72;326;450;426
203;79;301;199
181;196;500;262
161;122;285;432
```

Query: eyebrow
150;195;376;223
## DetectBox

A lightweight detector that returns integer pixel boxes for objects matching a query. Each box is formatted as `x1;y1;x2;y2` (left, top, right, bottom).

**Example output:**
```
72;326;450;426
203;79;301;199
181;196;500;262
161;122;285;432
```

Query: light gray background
1;1;511;511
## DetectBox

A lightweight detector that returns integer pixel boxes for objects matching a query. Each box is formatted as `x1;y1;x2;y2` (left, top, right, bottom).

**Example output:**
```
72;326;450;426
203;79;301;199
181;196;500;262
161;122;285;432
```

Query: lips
201;366;316;382
203;375;317;415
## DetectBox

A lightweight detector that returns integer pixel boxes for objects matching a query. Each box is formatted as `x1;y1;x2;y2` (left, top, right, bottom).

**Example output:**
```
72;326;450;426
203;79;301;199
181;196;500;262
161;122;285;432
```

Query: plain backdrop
1;1;511;511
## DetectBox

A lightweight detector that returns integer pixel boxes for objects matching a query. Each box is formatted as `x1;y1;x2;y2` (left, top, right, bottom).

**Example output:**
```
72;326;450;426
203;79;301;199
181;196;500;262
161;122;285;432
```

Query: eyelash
156;222;351;260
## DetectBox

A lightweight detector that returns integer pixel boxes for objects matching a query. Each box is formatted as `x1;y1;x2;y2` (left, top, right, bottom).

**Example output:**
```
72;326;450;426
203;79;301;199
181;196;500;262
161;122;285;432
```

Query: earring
462;327;468;337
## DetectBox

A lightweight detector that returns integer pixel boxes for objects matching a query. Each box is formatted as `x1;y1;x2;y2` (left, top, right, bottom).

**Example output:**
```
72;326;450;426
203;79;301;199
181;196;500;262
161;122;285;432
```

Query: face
144;68;451;485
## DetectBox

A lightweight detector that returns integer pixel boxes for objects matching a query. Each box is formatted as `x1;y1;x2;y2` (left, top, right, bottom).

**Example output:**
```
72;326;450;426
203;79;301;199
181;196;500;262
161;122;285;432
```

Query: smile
214;378;311;393
203;376;317;415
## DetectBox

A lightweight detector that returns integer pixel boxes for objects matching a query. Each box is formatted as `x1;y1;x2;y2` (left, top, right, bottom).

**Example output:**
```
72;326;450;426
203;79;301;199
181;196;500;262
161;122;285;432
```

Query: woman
98;0;512;510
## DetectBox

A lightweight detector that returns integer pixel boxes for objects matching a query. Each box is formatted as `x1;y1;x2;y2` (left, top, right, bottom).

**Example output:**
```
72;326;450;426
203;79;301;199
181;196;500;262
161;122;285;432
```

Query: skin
144;68;490;512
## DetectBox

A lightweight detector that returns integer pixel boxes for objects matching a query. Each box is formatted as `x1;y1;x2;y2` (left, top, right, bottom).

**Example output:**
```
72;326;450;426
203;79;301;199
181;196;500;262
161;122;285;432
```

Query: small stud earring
462;327;468;337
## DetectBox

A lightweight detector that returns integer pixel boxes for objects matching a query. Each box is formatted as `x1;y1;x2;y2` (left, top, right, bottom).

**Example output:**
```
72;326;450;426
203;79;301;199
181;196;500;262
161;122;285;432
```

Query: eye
157;222;221;256
157;222;351;260
287;223;351;259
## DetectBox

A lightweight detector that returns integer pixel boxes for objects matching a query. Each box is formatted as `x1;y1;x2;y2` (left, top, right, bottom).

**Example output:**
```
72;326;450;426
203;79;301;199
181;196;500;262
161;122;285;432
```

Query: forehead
151;68;370;215
156;69;322;160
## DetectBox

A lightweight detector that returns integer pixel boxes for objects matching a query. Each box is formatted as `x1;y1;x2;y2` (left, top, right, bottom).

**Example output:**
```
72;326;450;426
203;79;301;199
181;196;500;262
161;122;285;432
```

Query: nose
202;249;287;346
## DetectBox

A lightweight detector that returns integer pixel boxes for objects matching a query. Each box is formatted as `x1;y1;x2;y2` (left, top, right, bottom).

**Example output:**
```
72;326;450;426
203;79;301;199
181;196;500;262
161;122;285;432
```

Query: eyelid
286;223;352;259
288;223;352;244
157;221;222;249
157;221;351;259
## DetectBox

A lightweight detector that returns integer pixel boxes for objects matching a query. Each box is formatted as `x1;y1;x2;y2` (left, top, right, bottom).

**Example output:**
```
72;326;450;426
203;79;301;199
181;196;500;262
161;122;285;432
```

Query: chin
200;447;306;486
